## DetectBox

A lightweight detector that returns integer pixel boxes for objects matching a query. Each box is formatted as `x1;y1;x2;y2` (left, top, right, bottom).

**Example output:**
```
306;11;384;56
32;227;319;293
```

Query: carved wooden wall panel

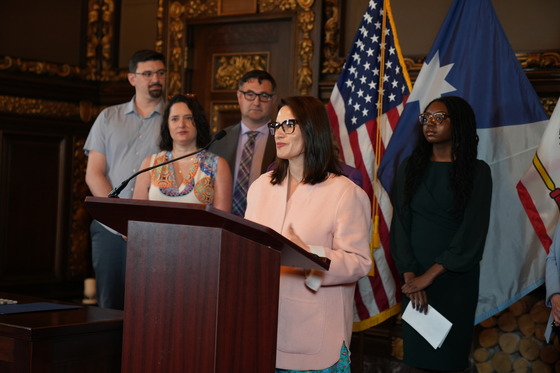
188;14;296;132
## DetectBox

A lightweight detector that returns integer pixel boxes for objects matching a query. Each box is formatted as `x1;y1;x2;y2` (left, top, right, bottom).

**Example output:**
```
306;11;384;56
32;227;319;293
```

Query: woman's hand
287;225;310;252
551;294;560;325
402;272;428;314
402;264;445;295
401;273;433;294
408;289;429;314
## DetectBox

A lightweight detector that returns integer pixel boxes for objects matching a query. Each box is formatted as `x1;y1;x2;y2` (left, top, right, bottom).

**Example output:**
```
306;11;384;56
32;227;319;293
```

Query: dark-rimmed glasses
269;119;298;135
418;112;451;125
239;90;274;103
134;69;167;79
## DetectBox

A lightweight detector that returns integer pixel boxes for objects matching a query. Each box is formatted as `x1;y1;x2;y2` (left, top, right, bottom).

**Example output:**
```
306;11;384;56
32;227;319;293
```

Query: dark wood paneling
0;113;91;299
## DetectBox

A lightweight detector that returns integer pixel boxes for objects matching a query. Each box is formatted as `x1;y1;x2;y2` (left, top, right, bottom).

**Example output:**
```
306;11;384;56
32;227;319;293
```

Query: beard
148;84;163;99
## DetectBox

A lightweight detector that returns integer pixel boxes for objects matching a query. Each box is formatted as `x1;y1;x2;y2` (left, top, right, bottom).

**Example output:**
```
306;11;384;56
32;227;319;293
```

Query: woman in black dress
390;96;492;372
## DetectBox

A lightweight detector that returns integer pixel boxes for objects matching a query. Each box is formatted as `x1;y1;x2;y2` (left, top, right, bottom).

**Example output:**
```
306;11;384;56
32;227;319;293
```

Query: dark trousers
90;220;126;310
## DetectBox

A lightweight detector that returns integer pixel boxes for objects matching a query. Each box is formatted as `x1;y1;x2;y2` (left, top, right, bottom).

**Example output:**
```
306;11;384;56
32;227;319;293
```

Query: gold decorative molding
166;1;187;96
184;0;218;18
258;0;297;12
541;97;558;117
213;53;269;91
211;102;239;133
156;0;165;53
295;0;315;95
321;0;343;75
402;57;425;73
516;51;560;69
159;0;317;96
86;0;121;81
403;51;560;73
0;56;84;78
0;96;81;118
0;95;103;122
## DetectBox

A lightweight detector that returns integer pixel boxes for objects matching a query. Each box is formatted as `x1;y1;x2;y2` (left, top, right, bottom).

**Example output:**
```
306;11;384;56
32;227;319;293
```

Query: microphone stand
107;129;226;198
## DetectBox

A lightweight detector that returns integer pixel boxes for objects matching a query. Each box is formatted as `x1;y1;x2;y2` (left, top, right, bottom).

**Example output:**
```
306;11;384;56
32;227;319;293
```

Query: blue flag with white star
378;0;549;323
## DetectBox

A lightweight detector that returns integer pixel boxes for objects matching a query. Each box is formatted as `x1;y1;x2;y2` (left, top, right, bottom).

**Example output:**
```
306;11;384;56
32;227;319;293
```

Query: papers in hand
402;302;453;349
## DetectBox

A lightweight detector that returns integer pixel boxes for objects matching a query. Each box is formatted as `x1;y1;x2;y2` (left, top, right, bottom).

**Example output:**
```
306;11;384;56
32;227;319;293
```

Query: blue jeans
90;220;126;310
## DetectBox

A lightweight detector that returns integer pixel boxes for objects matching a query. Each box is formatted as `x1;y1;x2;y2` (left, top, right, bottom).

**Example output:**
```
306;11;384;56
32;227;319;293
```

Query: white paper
402;302;453;349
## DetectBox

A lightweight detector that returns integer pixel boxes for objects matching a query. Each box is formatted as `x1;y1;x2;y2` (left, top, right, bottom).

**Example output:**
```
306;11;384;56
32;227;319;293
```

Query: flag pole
368;0;389;276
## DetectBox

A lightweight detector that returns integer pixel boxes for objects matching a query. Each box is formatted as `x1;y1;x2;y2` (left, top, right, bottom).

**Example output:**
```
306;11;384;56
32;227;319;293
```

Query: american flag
326;0;410;330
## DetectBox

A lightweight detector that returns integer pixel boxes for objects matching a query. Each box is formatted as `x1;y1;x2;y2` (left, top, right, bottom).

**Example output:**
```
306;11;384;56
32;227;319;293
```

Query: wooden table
0;293;123;373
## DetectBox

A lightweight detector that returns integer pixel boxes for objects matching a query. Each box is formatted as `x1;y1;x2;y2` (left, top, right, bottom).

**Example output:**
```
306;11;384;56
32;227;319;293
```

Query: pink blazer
245;172;372;370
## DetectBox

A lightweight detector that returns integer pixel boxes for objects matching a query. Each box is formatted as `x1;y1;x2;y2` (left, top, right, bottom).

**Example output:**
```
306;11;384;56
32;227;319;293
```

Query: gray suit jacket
209;122;277;180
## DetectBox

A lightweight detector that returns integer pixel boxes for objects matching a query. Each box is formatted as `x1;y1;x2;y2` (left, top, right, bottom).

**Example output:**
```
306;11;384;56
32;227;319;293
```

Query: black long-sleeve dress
391;158;492;371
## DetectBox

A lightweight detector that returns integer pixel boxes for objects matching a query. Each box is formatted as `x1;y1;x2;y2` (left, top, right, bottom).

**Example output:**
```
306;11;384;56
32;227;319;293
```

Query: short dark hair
238;70;276;92
159;94;211;151
271;96;342;185
129;49;166;73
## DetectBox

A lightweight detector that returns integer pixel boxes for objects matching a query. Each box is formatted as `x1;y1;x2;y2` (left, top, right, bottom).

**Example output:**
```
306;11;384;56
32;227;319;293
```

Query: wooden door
187;13;297;133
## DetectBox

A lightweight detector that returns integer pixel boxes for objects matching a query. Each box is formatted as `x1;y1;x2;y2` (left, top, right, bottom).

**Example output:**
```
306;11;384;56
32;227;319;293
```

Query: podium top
85;196;329;271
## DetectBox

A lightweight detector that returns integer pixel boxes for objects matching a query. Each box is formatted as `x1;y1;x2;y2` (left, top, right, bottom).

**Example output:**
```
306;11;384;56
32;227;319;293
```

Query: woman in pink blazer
245;96;372;372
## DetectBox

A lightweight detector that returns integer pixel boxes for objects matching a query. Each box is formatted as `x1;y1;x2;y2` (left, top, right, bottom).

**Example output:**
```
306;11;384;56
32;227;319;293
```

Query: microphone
107;129;227;198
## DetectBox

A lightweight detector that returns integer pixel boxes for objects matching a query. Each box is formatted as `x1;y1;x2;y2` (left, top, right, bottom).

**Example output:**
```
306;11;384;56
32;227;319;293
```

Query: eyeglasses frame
238;90;274;103
133;69;167;79
268;119;298;136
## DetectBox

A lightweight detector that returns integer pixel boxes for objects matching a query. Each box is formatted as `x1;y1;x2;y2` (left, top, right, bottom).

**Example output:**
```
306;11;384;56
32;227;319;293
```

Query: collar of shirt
125;96;165;119
239;121;269;138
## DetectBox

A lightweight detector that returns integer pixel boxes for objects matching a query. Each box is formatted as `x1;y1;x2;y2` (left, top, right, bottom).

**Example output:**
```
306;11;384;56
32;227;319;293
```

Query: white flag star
408;50;456;111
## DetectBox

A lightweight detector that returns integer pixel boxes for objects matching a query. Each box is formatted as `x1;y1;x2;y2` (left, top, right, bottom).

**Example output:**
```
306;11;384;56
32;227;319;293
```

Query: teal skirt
275;343;350;373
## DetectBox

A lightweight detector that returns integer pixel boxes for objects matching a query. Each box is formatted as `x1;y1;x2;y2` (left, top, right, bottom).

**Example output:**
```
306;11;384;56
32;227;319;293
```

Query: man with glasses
84;49;166;309
209;69;278;216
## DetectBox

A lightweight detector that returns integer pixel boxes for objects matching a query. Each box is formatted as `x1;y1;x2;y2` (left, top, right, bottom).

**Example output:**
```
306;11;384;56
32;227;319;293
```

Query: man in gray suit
209;70;277;216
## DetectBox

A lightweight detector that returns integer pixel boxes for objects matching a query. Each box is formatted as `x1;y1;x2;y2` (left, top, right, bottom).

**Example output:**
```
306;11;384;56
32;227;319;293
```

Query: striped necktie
232;131;258;216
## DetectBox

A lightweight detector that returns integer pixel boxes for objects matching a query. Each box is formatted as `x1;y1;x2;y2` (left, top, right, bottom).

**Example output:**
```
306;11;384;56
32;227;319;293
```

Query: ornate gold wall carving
213;53;269;91
166;1;187;96
295;0;315;95
86;0;122;81
184;0;218;17
0;56;84;78
258;0;297;12
517;51;560;69
0;96;104;122
0;96;81;118
542;97;558;117
158;0;317;95
321;0;343;75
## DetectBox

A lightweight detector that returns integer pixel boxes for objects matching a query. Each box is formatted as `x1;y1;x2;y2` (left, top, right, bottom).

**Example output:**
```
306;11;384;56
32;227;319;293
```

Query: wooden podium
85;196;329;373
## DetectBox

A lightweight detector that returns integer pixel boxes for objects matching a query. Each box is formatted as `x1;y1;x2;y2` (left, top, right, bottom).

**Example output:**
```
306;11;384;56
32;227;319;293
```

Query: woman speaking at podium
245;95;372;372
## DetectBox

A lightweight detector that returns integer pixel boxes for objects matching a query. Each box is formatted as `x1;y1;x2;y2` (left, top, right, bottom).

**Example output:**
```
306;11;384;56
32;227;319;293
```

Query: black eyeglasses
238;90;274;103
134;69;167;79
268;119;298;135
418;112;451;125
